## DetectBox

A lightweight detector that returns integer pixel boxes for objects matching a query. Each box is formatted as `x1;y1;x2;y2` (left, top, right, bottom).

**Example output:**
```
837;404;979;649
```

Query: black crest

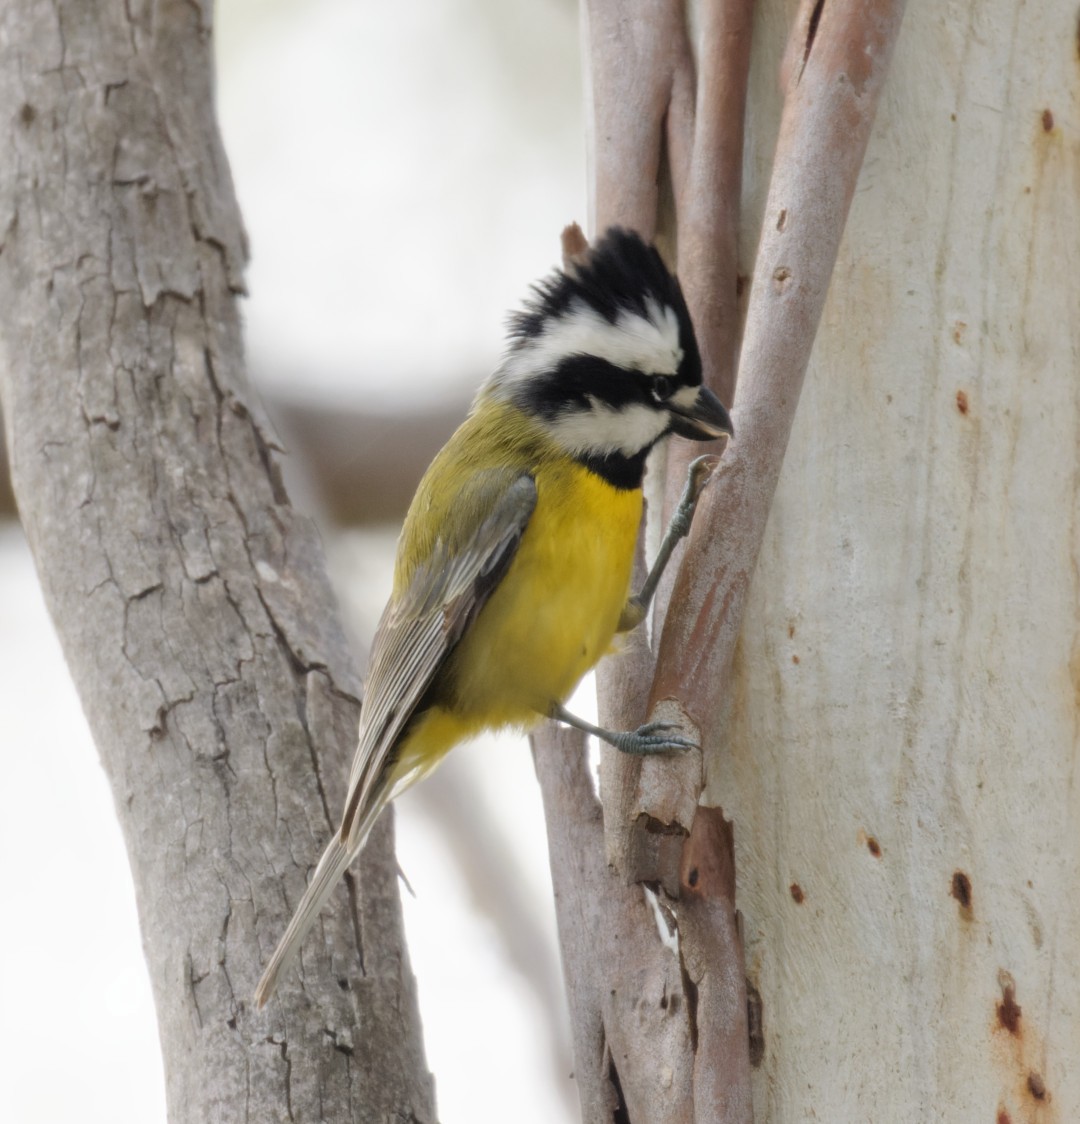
508;227;702;384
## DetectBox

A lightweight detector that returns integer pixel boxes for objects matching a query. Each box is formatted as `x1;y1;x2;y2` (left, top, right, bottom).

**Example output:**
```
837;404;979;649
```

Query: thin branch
601;0;756;889
582;0;693;239
532;724;697;1123
653;0;909;720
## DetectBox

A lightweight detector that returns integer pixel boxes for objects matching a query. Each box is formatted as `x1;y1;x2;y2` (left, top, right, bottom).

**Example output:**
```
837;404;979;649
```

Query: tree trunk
0;3;434;1121
729;0;1080;1117
543;0;1080;1121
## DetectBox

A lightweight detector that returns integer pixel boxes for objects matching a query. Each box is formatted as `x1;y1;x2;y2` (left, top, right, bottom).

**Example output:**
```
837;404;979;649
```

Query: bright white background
0;1;589;1121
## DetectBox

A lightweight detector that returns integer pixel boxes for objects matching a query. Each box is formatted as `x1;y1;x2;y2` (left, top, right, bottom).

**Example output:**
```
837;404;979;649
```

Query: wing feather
341;471;537;842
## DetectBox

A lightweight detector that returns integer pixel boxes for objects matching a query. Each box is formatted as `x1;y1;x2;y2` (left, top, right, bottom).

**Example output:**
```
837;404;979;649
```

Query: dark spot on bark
997;1111;1011;1124
792;654;800;665
337;977;349;991
227;1016;237;1030
777;208;788;231
641;814;686;837
1042;108;1054;132
867;836;882;858
790;882;805;904
747;981;765;1066
687;867;699;888
774;266;792;291
659;993;668;1009
681;962;699;1051
1027;1071;1046;1099
950;112;957;122
951;870;972;909
788;623;796;639
608;1054;631;1124
804;0;826;66
19;103;35;127
736;273;749;296
997;981;1022;1035
956;389;969;414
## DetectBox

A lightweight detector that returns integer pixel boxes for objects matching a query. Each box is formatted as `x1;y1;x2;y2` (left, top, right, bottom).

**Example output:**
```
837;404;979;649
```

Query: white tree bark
722;0;1080;1117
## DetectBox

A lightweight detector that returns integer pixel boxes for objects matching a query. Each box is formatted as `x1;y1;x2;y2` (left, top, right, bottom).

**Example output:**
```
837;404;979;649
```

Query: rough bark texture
0;3;434;1122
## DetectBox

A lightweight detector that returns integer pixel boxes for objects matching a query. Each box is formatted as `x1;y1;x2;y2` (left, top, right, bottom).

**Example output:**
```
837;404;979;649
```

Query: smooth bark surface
719;0;1080;1116
0;3;433;1121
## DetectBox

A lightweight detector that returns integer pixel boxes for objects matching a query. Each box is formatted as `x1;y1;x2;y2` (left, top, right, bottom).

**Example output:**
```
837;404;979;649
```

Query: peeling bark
0;3;433;1121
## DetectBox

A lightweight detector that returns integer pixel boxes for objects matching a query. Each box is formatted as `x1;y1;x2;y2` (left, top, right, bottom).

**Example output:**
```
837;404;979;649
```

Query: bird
254;226;733;1006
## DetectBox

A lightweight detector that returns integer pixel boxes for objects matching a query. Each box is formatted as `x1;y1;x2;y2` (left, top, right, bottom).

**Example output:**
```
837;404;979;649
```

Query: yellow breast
384;399;643;785
447;458;642;724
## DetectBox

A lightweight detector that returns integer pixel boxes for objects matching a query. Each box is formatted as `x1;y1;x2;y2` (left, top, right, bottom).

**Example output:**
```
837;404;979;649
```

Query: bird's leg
549;701;697;755
617;454;718;633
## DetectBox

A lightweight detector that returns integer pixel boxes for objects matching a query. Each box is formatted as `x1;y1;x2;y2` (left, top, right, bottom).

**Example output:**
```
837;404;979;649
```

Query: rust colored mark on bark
1042;108;1055;132
997;1110;1012;1124
1028;1071;1047;1099
952;870;973;911
792;653;800;664
952;320;967;343
997;975;1022;1036
866;836;882;858
956;389;969;414
788;623;796;639
680;807;735;900
790;882;805;904
773;266;792;290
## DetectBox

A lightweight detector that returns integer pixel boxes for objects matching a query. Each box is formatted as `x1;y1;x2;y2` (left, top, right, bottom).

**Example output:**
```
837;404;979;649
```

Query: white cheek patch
496;299;683;390
546;401;670;458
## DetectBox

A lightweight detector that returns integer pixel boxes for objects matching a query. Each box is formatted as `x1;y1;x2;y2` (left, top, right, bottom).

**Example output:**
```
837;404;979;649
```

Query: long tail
254;799;386;1007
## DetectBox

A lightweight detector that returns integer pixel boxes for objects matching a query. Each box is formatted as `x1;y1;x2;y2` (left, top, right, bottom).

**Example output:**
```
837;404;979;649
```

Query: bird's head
485;227;732;487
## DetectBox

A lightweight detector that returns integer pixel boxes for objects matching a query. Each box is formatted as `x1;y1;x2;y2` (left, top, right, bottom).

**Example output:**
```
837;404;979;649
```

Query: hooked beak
668;386;734;442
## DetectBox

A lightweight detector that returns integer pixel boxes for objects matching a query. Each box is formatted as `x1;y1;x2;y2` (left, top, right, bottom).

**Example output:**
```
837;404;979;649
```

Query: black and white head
486;227;733;488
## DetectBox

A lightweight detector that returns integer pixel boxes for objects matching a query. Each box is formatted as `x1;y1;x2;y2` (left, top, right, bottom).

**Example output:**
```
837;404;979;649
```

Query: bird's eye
652;376;675;401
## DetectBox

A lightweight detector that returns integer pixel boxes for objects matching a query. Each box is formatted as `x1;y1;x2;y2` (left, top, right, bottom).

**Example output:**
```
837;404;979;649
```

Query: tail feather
254;799;386;1007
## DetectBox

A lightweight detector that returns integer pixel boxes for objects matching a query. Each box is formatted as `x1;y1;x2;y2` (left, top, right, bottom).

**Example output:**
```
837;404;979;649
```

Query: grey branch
0;3;434;1121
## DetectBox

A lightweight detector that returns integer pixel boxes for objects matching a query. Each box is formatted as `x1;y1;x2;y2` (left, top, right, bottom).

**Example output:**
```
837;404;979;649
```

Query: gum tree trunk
0;3;434;1121
539;0;1080;1121
728;0;1080;1117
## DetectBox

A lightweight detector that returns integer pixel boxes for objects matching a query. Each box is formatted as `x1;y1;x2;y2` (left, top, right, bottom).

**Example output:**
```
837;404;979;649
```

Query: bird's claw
610;720;698;756
668;455;719;540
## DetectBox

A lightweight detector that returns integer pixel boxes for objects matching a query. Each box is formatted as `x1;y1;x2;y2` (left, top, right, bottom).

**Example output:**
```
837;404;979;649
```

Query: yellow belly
389;460;642;784
450;459;642;720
